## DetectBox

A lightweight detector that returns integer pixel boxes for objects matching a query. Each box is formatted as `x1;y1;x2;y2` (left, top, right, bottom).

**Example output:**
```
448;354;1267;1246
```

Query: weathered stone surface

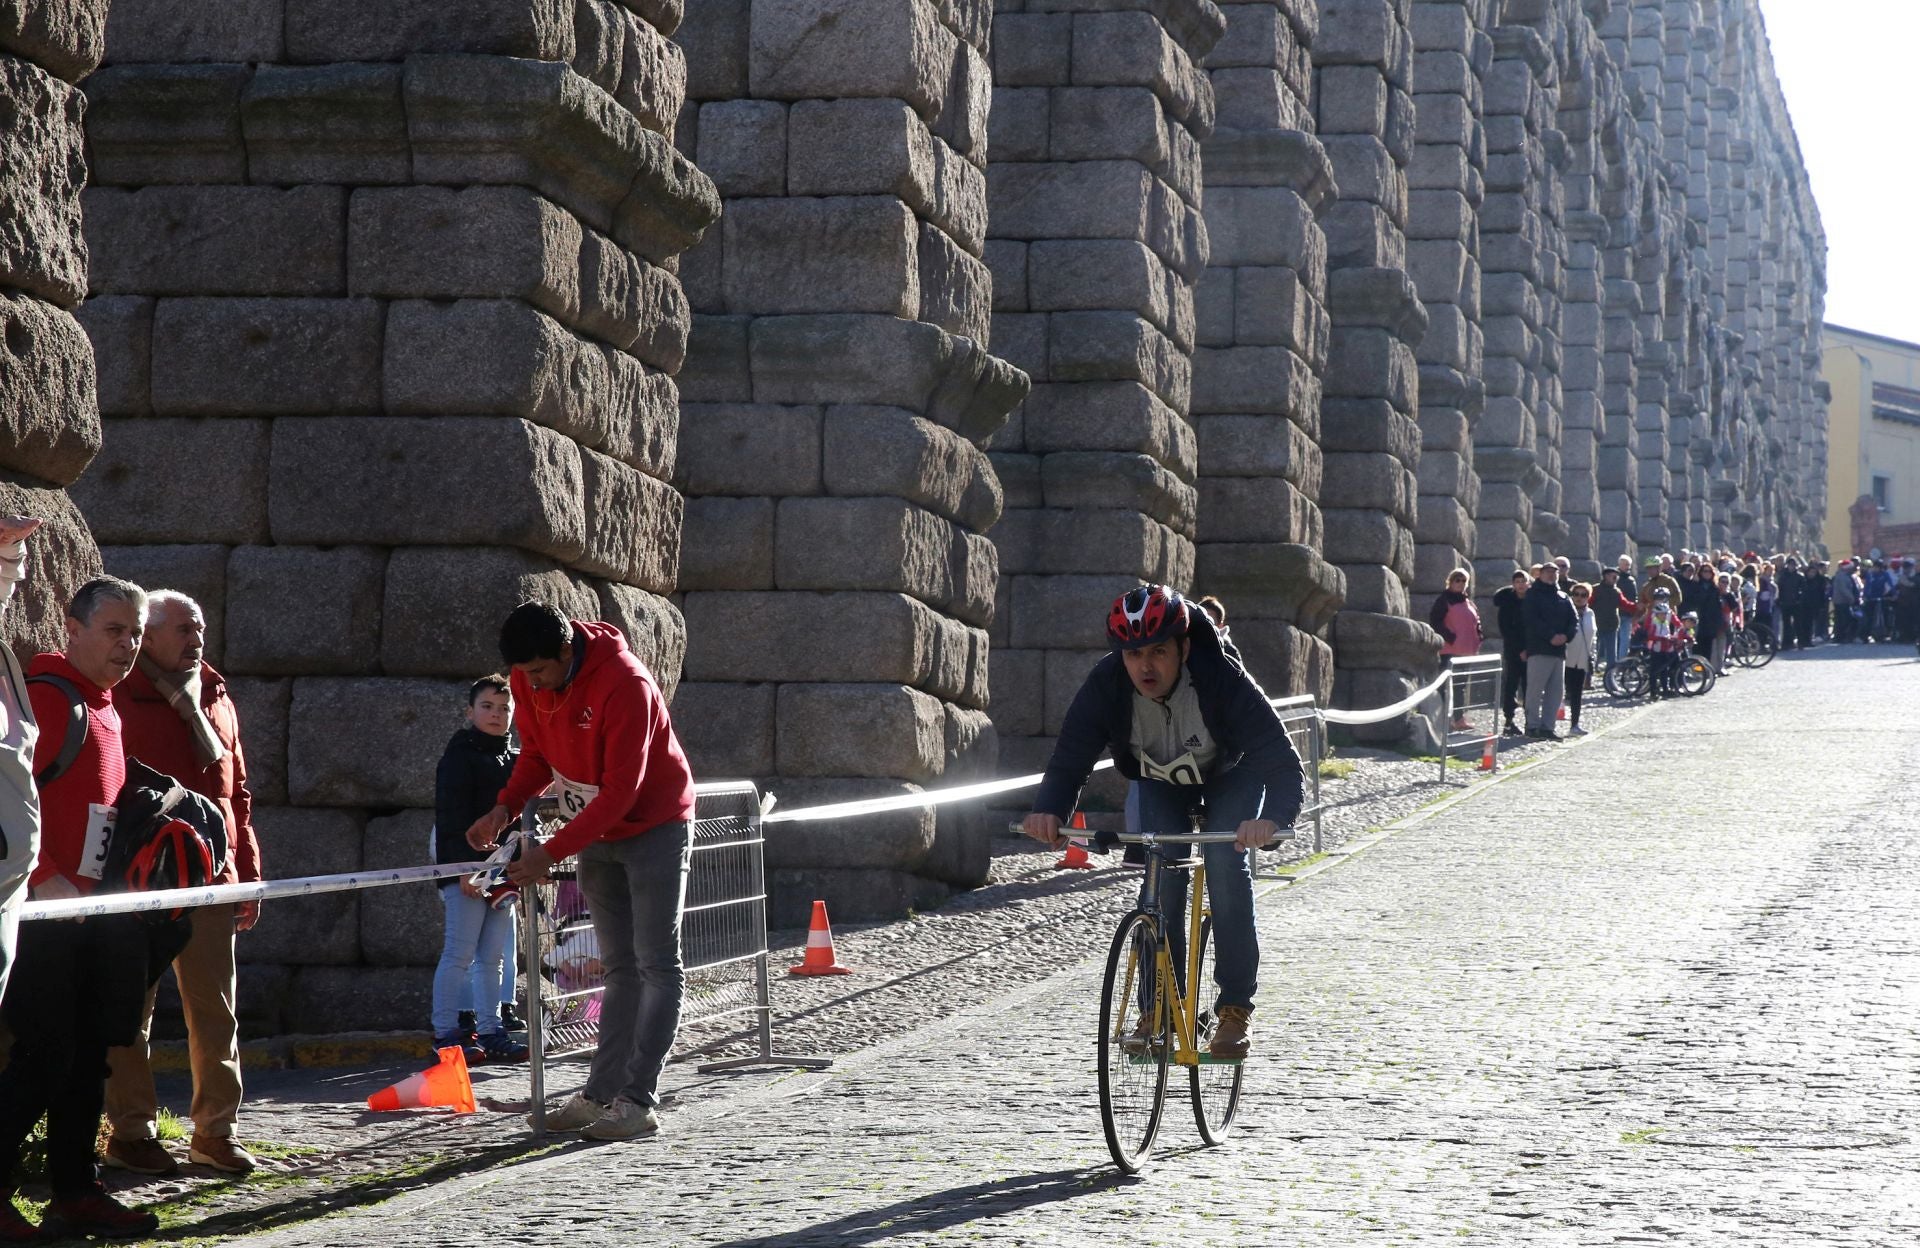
286;967;429;1034
287;677;470;808
73;294;148;417
150;297;382;416
822;405;1001;533
380;546;597;679
775;683;949;783
0;292;97;485
104;0;282;64
0;55;85;307
360;809;439;967
239;807;364;966
225;545;387;677
594;580;685;700
0;484;96;661
267;418;586;564
86;187;347;298
242;62;410;185
0;0;108;82
283;0;574;64
678;494;773;590
72;417;270;545
775;497;994;626
576;446;682;591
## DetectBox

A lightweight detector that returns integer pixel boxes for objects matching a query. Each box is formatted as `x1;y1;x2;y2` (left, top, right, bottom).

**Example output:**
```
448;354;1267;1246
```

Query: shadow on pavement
697;1166;1133;1247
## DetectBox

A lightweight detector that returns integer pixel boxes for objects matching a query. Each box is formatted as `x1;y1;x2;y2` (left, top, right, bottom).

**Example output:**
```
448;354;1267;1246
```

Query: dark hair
68;575;147;625
1196;594;1228;627
499;601;571;665
468;673;510;705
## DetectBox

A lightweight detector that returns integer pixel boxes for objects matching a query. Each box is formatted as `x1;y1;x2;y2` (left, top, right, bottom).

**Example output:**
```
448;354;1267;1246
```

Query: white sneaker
532;1091;606;1132
581;1096;661;1140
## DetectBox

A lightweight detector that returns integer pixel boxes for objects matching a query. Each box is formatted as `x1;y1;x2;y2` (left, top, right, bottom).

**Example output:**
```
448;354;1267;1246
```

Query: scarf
139;656;226;768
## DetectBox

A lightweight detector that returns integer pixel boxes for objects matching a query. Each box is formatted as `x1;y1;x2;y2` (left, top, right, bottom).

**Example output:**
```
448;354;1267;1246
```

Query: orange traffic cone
789;900;853;976
367;1046;476;1114
1056;812;1093;870
1479;736;1496;771
1557;704;1567;720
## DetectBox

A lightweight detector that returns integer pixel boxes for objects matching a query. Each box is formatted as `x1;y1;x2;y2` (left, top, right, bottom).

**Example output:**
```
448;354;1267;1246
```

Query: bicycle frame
1120;839;1222;1069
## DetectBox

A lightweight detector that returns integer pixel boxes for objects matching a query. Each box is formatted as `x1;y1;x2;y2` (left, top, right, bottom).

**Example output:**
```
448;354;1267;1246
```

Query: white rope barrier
1313;667;1452;726
20;860;478;923
762;759;1115;824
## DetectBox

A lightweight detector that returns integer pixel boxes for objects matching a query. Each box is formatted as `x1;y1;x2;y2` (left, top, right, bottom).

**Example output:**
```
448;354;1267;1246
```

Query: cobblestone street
244;648;1920;1246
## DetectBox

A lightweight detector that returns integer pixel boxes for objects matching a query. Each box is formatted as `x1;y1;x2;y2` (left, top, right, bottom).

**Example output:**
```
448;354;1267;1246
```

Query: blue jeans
432;885;515;1037
576;822;691;1108
1132;767;1263;1013
1597;627;1620;666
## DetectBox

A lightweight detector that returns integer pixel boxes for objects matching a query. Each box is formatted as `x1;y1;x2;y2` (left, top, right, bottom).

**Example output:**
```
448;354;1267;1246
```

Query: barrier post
521;799;552;1135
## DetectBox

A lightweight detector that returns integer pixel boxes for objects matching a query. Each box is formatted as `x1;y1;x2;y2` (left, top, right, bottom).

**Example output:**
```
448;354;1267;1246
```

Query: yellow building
1823;324;1920;556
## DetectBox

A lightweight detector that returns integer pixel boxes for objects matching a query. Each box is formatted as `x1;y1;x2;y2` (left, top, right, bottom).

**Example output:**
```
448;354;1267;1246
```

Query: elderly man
103;591;262;1178
0;577;158;1240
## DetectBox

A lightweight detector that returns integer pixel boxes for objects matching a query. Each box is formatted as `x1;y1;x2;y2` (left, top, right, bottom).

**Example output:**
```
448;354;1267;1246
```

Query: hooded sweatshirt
497;621;696;863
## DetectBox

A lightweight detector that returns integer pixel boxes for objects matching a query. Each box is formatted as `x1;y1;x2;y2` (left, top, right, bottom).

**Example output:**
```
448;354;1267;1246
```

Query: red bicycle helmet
1107;585;1190;651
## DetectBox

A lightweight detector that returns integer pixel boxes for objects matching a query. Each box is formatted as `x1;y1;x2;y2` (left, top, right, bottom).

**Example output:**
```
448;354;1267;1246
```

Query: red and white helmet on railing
1107;584;1191;651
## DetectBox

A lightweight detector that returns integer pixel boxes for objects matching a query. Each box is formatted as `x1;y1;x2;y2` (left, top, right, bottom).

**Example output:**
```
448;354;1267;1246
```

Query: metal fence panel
1438;655;1503;782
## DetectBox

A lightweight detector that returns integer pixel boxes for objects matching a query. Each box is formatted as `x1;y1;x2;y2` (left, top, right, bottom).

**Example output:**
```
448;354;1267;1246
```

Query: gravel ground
84;675;1678;1237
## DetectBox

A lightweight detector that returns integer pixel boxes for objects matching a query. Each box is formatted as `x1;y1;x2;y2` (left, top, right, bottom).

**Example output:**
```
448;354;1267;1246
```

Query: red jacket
26;653;126;893
113;662;262;885
497;621;695;862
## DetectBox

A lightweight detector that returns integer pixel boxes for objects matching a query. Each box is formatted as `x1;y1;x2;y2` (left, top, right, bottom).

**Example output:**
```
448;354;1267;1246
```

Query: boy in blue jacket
1022;586;1304;1058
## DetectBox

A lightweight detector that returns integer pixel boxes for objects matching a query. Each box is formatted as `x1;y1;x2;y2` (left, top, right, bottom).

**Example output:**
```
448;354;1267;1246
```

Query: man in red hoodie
466;602;695;1141
0;576;158;1241
104;590;263;1178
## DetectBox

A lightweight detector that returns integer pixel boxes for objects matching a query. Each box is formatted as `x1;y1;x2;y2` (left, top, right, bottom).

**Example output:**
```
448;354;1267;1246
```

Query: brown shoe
1122;1011;1163;1057
188;1135;256;1176
1209;1005;1252;1061
102;1136;178;1177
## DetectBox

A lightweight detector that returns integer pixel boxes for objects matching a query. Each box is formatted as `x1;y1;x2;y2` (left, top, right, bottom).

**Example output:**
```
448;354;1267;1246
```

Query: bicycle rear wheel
1098;911;1170;1174
1678;655;1716;696
1609;654;1649;699
1743;628;1776;668
1188;917;1244;1145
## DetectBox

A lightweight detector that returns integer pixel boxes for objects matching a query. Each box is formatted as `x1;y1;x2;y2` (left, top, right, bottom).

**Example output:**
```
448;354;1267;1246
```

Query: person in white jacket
0;515;43;1004
1562;582;1599;736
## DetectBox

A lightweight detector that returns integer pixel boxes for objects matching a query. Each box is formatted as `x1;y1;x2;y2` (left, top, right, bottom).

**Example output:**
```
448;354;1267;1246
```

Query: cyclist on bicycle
1021;585;1304;1059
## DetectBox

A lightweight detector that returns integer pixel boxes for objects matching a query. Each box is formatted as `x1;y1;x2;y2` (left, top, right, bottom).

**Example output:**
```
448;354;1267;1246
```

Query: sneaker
477;1031;529;1064
1209;1005;1252;1061
1569;724;1589;736
40;1186;158;1241
1502;721;1523;737
533;1091;607;1132
103;1135;178;1177
189;1134;256;1176
582;1097;661;1141
499;1002;525;1034
433;1032;486;1066
456;1010;479;1042
0;1194;37;1244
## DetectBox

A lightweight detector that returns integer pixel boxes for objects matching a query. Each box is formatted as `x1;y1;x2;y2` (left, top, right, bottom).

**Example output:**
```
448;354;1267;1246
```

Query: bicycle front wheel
1678;655;1716;696
1610;654;1649;699
1098;911;1170;1174
1743;629;1776;668
1189;917;1244;1145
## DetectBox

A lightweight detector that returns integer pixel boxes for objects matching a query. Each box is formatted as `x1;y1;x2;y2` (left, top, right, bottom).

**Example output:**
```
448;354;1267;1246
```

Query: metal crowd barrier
519;782;829;1135
1268;694;1326;857
1437;654;1503;782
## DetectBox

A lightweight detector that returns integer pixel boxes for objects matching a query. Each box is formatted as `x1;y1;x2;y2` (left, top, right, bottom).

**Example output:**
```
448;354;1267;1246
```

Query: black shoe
477;1031;529;1063
1502;722;1523;737
434;1031;486;1065
499;1002;525;1034
457;1009;479;1043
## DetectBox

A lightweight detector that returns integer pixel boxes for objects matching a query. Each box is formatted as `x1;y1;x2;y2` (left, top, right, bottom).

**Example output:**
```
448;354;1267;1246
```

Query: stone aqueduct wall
3;0;1823;1033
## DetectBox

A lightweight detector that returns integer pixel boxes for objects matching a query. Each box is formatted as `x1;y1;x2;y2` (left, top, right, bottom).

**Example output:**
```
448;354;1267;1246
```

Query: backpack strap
26;674;88;788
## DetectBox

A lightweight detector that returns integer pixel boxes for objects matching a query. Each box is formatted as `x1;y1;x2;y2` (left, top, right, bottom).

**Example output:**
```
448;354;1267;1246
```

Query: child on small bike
1645;590;1688;696
1021;586;1304;1059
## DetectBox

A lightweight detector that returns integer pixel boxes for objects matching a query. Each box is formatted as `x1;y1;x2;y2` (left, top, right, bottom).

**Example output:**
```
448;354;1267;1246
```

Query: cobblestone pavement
220;646;1920;1246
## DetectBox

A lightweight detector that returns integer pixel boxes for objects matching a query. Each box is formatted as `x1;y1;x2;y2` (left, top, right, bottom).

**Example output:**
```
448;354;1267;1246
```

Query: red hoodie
113;661;262;886
496;621;695;862
26;653;126;893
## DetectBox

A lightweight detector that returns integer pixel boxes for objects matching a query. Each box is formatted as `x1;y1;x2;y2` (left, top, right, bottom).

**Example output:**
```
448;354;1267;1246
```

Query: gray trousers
575;821;691;1109
1524;655;1566;731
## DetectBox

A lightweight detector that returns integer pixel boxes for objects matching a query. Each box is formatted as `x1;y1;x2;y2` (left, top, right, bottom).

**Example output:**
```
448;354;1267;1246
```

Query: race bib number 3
78;803;116;881
553;774;601;822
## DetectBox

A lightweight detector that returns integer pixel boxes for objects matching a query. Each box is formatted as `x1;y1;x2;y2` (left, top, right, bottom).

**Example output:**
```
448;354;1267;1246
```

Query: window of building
1873;474;1893;512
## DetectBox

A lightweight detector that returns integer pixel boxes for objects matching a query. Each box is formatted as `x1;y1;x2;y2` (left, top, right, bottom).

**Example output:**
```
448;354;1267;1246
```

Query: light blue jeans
431;884;515;1038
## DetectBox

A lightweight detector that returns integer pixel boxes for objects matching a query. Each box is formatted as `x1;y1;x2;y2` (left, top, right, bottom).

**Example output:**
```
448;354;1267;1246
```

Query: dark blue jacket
1032;611;1304;827
1521;581;1579;656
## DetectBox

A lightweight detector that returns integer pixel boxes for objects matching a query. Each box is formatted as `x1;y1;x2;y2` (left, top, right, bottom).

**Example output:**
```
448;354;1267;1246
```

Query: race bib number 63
553;774;601;823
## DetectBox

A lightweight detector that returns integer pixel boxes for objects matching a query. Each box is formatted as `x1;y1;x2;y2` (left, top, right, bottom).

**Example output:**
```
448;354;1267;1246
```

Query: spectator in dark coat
1491;570;1531;735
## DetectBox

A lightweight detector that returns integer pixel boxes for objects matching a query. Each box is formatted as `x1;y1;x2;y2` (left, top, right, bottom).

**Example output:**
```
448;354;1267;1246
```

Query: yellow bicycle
1097;829;1254;1173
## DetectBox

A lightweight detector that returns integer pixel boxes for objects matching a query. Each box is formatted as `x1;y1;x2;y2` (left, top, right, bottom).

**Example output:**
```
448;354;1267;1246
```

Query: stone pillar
1315;0;1439;738
672;0;1027;922
985;0;1217;777
0;4;107;656
1192;0;1344;701
72;0;717;1032
1556;13;1609;578
1406;0;1489;617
